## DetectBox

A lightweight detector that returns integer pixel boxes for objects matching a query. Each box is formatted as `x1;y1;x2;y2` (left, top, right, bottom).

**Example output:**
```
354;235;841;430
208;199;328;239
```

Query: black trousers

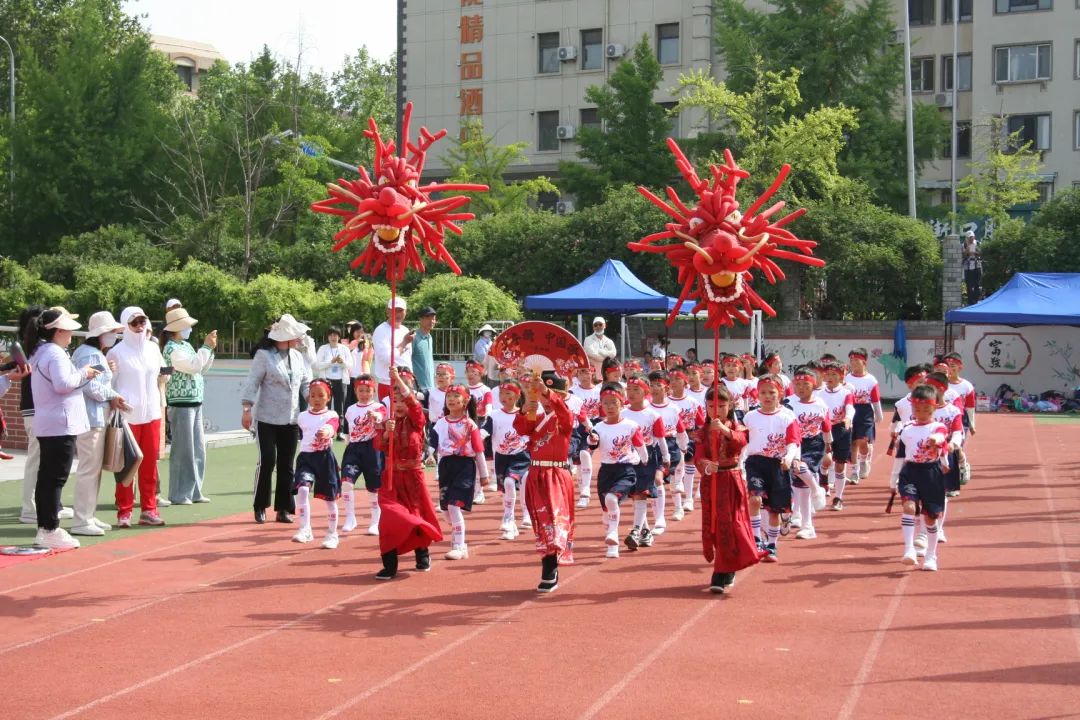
329;378;346;430
36;435;76;530
254;422;298;513
964;267;982;303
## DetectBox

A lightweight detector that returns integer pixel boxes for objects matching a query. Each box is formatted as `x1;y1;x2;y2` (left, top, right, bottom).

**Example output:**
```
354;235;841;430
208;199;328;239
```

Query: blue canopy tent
945;273;1080;326
524;259;688;358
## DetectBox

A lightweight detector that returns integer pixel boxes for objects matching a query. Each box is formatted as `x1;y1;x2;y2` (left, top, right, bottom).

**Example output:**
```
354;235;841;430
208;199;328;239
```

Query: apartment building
900;0;1079;205
151;35;227;95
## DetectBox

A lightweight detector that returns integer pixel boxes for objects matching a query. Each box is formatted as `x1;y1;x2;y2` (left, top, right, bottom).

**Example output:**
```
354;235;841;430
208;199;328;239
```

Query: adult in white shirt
109;306;168;528
372;297;414;399
583;316;617;379
314;326;351;437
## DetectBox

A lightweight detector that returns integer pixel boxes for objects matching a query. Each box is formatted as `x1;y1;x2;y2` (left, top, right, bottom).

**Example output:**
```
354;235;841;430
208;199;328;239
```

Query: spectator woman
23;307;99;549
70;311;129;536
241;314;312;524
315;326;351;440
161;307;217;505
110;306;168;528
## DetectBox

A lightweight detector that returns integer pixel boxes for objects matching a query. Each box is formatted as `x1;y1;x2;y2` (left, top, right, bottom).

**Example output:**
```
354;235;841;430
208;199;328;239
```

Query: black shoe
709;572;726;594
254;509;266;524
722;572;736;590
415;547;431;572
376;550;399;581
538;555;559;593
537;569;559;593
276;511;294;524
625;527;641;551
639;526;654;547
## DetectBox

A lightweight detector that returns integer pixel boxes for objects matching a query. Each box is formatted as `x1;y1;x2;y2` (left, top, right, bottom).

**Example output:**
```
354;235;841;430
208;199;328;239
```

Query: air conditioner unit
935;92;953;108
556;199;576;215
558;46;578;61
889;30;904;44
605;43;625;58
557;124;576;140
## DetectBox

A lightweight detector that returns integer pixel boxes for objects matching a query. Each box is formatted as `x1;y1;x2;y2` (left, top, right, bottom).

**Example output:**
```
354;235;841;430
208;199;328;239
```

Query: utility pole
901;6;917;218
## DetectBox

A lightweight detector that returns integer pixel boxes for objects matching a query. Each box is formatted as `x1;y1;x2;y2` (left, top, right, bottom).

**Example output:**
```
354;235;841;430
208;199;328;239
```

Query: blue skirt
438;455;478;512
495;451;531;491
852;404;876;441
293;449;341;501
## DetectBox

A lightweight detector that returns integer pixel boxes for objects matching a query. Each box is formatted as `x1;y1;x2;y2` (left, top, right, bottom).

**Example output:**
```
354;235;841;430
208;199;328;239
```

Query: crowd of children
280;344;976;594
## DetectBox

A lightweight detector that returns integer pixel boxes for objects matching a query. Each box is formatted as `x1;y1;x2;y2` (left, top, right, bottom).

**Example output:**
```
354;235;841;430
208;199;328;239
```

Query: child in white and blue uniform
292;379;342;549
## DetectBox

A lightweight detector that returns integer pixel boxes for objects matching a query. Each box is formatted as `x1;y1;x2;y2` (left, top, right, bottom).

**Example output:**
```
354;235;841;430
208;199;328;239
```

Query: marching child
465;360;495;503
846;348;884;482
739;353;757;382
763;352;792;395
423;363;454;465
670;369;706;512
432;384;491;560
786;367;831;539
894;384;951;571
926;372;964;541
491;380;530;540
623;376;671;549
590;383;649;559
292;380;342;549
888;364;931;553
944;352;976;487
720;353;753;414
695;385;763;593
601;357;625;387
340;374;386;535
569;365;600;508
700;358;718;391
685;363;708;407
649;372;688;525
820;362;855;509
743;376;801;561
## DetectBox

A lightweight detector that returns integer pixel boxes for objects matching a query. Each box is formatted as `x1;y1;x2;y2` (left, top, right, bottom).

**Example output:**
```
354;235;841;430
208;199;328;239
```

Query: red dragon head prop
630;138;825;329
310;102;488;282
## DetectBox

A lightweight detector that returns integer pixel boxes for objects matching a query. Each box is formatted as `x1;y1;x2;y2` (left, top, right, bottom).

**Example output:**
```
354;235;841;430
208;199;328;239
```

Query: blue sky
124;0;397;73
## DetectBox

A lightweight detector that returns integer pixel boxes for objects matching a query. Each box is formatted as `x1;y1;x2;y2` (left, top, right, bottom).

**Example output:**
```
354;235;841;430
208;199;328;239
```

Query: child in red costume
694;385;765;593
514;371;577;593
373;368;444;581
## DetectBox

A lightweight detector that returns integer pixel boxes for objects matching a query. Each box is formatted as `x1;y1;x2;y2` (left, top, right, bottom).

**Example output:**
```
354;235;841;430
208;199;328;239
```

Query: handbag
114;416;144;488
102;411;125;473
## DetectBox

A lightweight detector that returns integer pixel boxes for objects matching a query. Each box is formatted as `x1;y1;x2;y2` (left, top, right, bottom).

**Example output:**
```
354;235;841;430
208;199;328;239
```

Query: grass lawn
0;443;265;549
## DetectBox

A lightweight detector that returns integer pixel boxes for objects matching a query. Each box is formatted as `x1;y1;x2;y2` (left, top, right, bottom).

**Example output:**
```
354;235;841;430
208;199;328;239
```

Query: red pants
115;419;161;514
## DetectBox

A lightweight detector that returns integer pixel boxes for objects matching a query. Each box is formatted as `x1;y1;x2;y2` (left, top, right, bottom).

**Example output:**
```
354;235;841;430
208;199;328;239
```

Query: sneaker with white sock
116;512;132;528
652;520;666;536
795;527;816;540
445;544;469;560
672;505;685;521
859;459;870;478
34;528;80;550
914;533;928;549
485;481;498;493
138;511;165;526
604;528;619;546
921;555;938;571
57;506;74;520
321;532;339;549
473;490;486;505
292;527;314;543
521;516;532;529
341;517;358;533
500;524;519;541
902;548;918;565
605;545;619;559
575;495;590;509
156;496;172;507
69;524;105;537
91;517;112;531
790;513;802;529
811;484;827;511
683;499;694;512
938;530;948;543
366;524;379;536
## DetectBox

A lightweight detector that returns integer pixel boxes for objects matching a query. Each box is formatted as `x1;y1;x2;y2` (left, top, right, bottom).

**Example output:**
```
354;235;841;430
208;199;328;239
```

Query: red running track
1;414;1078;719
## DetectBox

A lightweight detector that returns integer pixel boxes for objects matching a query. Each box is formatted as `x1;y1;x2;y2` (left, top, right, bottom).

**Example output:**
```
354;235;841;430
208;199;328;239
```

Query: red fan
489;322;588;379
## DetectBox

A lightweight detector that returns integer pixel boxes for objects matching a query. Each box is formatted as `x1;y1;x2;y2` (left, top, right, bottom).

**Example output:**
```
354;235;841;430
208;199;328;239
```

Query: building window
912;57;935;92
1006;113;1051;151
909;0;935;25
537;111;560;151
580;107;601;133
656;23;680;65
581;29;603;71
994;43;1051;83
1036;181;1054;203
942;0;973;21
942;54;972;91
175;65;194;91
1075;39;1080;79
995;0;1051;12
943;121;972;157
538;32;560;74
658;102;679;138
1074;110;1080;149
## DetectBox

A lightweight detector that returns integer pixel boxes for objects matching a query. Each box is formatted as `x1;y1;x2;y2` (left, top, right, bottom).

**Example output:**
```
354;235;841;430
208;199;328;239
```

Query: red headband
945;358;963;366
436;363;455;375
310;379;332;394
446;385;470;399
465;360;483;370
600;387;626;402
740;353;755;361
849;352;868;360
651;375;670;386
722;356;741;366
911;396;936;406
499;382;522;396
757;377;782;391
907;372;928;386
925;378;948;392
354;378;376;389
793;372;815;382
669;370;688;382
604;363;622;373
626;377;649;391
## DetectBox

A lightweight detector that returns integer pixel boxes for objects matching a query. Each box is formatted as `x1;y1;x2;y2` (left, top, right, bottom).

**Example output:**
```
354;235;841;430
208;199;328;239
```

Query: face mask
180;327;193;340
123;327;148;349
100;333;118;349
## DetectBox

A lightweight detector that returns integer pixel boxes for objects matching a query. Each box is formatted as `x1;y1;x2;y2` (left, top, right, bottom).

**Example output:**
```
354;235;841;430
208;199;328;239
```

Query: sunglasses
128;318;148;327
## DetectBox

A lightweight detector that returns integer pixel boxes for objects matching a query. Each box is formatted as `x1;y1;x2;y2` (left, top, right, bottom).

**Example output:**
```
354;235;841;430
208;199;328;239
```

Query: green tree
713;0;947;210
980;188;1080;293
0;259;67;323
443;119;557;216
28;225;175;287
408;274;521;332
958;116;1042;225
558;38;675;207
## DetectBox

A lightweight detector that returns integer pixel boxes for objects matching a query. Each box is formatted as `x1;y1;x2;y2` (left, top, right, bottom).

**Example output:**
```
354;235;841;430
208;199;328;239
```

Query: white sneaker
795;527;816;540
57;506;74;520
914;533;928;549
473;491;486;505
321;532;339;550
69;524;105;537
445;545;469;560
916;545;927;558
91;517;112;531
922;555;938;572
500;525;519;540
292;527;314;543
605;545;619;559
175;499;194;506
366;524;379;536
34;528;80;550
341;517;358;533
652;521;667;536
811;484;827;511
790;514;802;529
672;506;685;521
156;496;172;507
902;548;918;565
859;460;870;478
521;516;532;529
194;496;212;503
485;481;498;493
19;513;37;525
683;500;694;512
604;529;619;546
576;495;590;509
938;530;948;544
694;490;701;501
